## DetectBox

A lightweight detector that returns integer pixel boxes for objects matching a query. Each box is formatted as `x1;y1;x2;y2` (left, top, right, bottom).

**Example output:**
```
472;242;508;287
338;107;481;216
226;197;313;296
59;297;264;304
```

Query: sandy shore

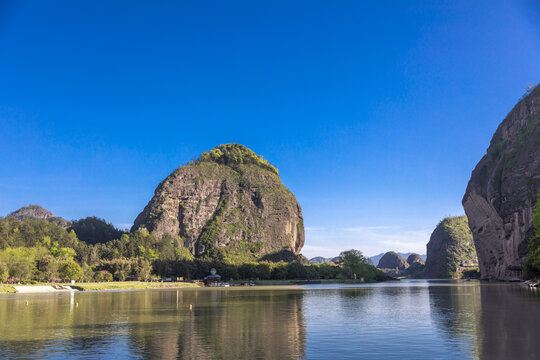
13;285;77;293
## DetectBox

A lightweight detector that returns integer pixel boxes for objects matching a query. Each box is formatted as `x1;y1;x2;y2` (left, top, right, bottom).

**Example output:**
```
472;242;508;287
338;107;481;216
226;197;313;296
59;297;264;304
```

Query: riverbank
0;281;201;293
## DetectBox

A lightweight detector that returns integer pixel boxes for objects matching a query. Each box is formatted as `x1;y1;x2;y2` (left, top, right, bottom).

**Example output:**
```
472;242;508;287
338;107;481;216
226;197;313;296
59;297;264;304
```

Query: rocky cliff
463;85;540;280
407;253;425;266
377;251;409;270
9;205;70;227
132;144;305;261
424;216;478;279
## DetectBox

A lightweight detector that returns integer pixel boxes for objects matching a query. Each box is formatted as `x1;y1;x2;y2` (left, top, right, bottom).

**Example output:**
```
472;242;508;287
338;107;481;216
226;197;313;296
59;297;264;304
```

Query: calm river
0;280;539;359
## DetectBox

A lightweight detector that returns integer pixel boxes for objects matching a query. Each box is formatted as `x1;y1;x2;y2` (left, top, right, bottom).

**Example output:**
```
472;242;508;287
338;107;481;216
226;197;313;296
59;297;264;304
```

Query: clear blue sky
1;1;539;257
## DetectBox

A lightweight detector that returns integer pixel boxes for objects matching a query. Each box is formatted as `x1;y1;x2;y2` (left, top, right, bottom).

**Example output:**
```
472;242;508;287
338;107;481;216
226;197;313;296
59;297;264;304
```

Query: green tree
271;263;288;279
60;261;83;281
137;259;152;281
0;261;8;283
339;249;367;279
81;263;94;282
286;261;307;279
239;263;258;279
0;247;37;280
68;217;124;245
256;263;271;280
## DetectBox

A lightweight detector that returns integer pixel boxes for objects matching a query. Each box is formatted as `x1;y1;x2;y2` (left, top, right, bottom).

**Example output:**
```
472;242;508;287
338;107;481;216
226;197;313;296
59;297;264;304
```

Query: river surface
0;280;539;359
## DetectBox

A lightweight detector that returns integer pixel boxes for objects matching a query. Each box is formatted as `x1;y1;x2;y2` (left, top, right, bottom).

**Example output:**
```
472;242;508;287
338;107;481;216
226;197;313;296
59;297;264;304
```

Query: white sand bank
13;285;78;293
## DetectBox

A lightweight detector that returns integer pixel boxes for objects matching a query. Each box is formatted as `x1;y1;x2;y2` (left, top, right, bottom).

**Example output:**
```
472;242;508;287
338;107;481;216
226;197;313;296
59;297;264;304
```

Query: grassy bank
0;281;201;293
71;281;201;291
0;285;17;293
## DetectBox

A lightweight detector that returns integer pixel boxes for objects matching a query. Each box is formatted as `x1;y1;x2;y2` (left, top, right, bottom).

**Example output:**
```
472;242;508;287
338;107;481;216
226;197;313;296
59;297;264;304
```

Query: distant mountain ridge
368;252;426;266
309;252;426;265
308;256;340;264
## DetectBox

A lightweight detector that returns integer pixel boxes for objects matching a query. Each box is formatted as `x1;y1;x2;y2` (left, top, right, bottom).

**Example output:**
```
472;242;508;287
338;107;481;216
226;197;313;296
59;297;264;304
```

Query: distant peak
10;205;54;219
197;143;279;175
9;204;70;227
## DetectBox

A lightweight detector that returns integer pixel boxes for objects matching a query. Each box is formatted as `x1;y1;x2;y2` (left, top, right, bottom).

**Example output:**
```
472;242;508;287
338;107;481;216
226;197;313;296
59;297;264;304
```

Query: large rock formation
407;253;425;266
132;144;305;261
424;216;478;279
463;85;540;280
377;251;409;271
9;205;70;227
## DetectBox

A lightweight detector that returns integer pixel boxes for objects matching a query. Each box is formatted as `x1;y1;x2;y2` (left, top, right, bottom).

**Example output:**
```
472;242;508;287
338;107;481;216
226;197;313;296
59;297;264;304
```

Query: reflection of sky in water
302;282;476;359
0;281;538;359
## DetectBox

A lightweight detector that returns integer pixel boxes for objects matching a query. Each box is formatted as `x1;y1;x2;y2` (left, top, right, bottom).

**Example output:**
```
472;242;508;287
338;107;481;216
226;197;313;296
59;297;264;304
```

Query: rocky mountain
132;144;305;261
368;252;426;266
407;253;425;265
463;85;540;280
424;216;478;279
9;205;70;227
308;256;340;264
377;251;409;270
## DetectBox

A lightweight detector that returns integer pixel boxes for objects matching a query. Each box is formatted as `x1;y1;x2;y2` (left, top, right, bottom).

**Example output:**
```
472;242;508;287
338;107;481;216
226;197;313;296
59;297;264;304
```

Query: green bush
524;190;540;280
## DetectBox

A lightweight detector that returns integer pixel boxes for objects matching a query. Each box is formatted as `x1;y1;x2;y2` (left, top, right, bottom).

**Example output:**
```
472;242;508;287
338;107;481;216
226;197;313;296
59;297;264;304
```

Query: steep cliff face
132;144;305;261
424;216;478;279
9;205;70;227
377;251;409;270
463;86;540;280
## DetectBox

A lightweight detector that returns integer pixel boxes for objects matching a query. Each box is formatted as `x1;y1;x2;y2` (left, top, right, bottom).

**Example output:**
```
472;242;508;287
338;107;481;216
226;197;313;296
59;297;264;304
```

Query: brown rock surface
377;251;409;270
463;85;540;280
9;205;70;227
407;253;425;266
132;144;304;261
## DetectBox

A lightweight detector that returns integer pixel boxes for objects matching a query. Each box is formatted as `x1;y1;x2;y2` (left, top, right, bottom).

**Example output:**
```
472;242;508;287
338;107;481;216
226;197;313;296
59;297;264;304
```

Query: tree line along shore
0;214;388;292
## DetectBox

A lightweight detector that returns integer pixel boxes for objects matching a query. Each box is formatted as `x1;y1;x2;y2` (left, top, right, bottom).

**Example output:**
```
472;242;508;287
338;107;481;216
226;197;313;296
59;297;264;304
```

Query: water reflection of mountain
130;289;307;359
428;282;540;360
428;283;481;358
0;289;307;359
477;285;540;360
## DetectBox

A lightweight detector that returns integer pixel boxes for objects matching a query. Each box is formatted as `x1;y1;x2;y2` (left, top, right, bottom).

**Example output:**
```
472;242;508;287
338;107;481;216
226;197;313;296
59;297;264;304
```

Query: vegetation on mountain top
197;143;278;175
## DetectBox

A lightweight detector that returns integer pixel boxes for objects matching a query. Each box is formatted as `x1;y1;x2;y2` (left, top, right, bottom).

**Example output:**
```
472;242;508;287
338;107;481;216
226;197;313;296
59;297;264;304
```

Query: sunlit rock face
424;216;478;279
463;85;540;280
9;205;70;227
377;252;409;271
132;144;305;261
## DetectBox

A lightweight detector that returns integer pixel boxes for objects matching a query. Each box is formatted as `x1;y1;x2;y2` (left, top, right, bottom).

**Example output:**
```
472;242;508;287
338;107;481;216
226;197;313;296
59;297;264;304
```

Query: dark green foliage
337;250;388;282
197;196;229;254
69;217;124;245
524;190;540;280
286;261;307;279
0;216;78;249
402;262;426;278
197;143;279;175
